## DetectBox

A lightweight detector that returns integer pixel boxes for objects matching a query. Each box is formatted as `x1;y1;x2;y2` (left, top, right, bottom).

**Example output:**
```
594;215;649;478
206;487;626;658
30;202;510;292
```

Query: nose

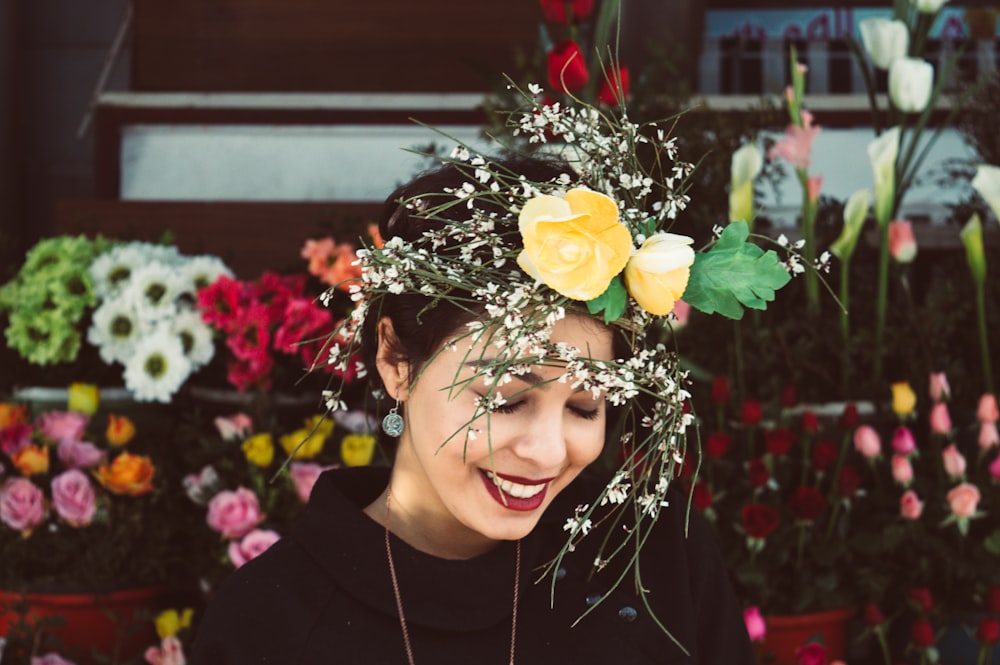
508;408;568;470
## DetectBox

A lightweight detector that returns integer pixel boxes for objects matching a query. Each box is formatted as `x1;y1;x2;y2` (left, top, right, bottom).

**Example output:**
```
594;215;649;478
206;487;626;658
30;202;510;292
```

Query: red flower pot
758;607;855;665
0;586;163;664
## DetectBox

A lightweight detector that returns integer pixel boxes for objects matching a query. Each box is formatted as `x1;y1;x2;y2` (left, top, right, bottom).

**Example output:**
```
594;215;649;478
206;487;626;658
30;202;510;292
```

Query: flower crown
316;83;791;634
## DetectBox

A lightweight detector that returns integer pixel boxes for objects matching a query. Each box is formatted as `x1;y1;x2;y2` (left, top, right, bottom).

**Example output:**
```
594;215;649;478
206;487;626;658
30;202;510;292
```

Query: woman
191;104;756;664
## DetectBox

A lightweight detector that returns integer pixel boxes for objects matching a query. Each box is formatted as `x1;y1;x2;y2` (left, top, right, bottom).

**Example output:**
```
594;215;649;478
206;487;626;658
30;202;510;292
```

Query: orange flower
95;452;155;496
0;403;29;429
12;444;49;476
367;223;384;250
106;414;137;447
301;237;362;291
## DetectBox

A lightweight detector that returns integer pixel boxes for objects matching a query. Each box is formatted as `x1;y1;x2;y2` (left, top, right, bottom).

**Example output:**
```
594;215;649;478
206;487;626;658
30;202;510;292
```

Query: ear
375;317;410;400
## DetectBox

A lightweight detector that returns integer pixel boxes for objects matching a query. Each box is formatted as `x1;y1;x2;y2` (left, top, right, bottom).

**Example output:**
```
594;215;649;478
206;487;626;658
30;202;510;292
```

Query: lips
479;470;553;511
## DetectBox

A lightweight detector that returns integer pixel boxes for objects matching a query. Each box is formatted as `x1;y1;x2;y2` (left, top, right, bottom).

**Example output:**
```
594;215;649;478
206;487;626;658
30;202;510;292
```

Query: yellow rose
304;414;335;439
280;428;325;460
517;188;632;301
341;433;376;467
623;233;695;315
155;607;194;639
68;383;100;415
106;414;136;447
242;433;275;468
890;382;917;417
94;452;155;496
12;444;50;476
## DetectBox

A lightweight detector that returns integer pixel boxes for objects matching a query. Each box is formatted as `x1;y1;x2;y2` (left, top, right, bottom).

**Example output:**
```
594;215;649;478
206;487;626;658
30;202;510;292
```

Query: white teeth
485;471;546;499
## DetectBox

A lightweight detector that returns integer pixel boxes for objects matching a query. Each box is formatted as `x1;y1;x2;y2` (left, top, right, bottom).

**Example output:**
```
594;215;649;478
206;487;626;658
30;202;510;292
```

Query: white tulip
859;18;909;70
867;127;901;227
729;143;762;223
972;164;1000;224
890;58;934;113
912;0;950;14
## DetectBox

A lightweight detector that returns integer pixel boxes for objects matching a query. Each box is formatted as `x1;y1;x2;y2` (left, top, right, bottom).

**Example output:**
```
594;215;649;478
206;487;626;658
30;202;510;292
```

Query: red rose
811;440;839;471
781;384;798;408
911;618;935;647
788;486;827;522
801;410;819;434
547;40;589;94
748;458;770;487
741;503;780;539
705;432;732;459
837;464;861;497
711;376;730;405
839;402;860;429
539;0;594;24
863;602;885;627
597;65;630;105
692;481;713;511
977;616;1000;645
765;428;795;456
909;587;934;614
741;400;763;426
794;642;826;665
987;586;1000;614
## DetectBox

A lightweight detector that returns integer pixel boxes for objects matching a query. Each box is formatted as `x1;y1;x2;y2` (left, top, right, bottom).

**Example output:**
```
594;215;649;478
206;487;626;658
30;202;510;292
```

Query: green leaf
586;276;628;323
682;222;792;320
985;528;1000;556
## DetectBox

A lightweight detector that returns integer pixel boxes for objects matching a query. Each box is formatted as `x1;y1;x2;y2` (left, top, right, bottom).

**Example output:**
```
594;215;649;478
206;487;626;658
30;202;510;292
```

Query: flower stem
798;168;819;314
975;281;995;394
840;258;851;395
873;220;890;389
876;629;892;665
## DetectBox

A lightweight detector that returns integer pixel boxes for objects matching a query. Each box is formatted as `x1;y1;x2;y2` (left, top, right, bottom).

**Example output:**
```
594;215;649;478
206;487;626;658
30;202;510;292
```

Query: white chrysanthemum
122;262;183;323
88;297;150;364
180;255;233;295
89;244;149;299
171;307;215;367
134;241;183;267
123;328;193;403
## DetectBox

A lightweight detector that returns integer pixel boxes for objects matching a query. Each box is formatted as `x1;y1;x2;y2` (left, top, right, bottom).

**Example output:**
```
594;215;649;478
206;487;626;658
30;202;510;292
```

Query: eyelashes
489;400;601;421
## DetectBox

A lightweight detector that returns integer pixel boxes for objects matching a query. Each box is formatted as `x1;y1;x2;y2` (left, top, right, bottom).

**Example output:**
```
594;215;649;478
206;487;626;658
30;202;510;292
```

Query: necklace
384;485;521;665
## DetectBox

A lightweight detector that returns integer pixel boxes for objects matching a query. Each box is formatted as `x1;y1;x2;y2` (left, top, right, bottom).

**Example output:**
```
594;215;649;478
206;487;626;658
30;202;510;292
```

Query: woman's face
379;314;611;557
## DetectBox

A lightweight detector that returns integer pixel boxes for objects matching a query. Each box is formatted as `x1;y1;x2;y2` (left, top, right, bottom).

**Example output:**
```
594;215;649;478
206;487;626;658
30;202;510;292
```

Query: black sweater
191;467;753;664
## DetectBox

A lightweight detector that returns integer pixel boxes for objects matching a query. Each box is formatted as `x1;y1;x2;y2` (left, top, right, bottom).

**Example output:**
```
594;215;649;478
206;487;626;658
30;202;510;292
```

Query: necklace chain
384;485;520;665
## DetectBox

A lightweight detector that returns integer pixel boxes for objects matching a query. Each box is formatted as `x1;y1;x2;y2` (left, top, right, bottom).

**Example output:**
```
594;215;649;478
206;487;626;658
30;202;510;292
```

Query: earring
381;400;404;437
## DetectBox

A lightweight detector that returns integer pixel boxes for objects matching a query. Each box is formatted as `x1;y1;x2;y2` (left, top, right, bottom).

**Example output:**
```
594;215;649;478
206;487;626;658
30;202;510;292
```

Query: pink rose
0;477;47;532
892;454;914;486
32;653;78;665
980;423;1000;451
51;469;97;527
853;425;882;458
979;393;1000;424
0;423;32;456
35;411;89;444
900;490;923;520
289;462;337;503
794;642;827;665
214;413;253;441
227;528;281;568
743;606;766;641
942;444;966;479
929;402;952;434
57;438;106;469
947;482;981;518
929;372;951;403
182;465;220;506
892;426;916;456
144;635;185;665
991;453;1000;481
206;486;263;539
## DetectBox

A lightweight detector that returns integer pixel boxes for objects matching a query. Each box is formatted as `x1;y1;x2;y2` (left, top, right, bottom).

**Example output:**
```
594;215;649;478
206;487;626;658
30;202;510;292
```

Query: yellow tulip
13;444;50;476
517;188;632;301
729;143;762;224
280;428;325;460
67;383;100;416
341;433;376;467
106;414;136;447
155;607;194;639
304;414;335;439
890;382;917;417
623;233;695;316
242;433;275;468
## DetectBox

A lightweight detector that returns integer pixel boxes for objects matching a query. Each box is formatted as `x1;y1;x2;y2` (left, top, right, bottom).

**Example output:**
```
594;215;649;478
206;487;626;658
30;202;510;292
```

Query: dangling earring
381;399;404;437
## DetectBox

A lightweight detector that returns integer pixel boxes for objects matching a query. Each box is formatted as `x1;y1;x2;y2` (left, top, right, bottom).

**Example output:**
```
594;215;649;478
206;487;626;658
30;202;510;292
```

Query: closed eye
570;405;601;421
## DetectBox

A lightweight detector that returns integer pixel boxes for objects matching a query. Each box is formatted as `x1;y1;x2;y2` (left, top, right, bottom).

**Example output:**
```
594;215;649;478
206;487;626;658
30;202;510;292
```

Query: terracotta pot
0;586;163;664
758;607;855;665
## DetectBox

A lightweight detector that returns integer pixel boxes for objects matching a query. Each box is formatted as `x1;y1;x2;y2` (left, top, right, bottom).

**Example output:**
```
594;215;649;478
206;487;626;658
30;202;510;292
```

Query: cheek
568;419;607;467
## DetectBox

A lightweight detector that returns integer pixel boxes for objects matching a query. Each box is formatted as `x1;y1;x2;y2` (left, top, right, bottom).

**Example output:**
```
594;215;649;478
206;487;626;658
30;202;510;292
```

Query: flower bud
892;454;914;486
911;617;935;647
781;384;798;408
839;403;860;429
892;426;917;456
743;606;767;641
729;143;762;224
910;587;934;613
863;602;886;627
67;382;100;416
889;58;934;114
978;393;1000;424
859;18;909;70
597;64;630;106
854;425;882;458
741;400;762;426
980;423;1000;450
929;402;952;434
913;0;950;14
977;616;1000;646
711;376;731;405
973;164;1000;225
705;432;732;459
900;489;923;519
891;381;917;417
929;372;951;403
942;443;967;478
547;40;589;94
991;453;1000;482
888;219;918;262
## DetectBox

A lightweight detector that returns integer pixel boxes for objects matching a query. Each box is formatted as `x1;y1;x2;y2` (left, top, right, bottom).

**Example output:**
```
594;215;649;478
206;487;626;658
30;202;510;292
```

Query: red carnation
765;428;795;456
748;458;770;487
911;618;935;647
741;503;780;539
811;440;839;471
741;400;763;426
547;40;589;94
692;481;713;511
705;432;732;459
839;402;860;429
788;486;827;522
539;0;594;24
837;464;861;497
801;410;819;434
977;616;1000;645
711;376;731;405
597;64;630;105
793;642;826;665
909;587;934;614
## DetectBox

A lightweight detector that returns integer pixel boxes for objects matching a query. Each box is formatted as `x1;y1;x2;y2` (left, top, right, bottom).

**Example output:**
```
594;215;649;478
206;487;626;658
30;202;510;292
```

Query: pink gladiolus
929;402;952;434
980;422;1000;450
947;482;980;518
853;425;882;458
206;486;264;539
807;175;824;204
929;372;951;402
57;438;106;469
942;444;967;479
51;469;97;527
213;413;253;441
743;606;767;641
0;477;47;533
892;454;914;486
979;393;1000;424
32;654;78;665
144;636;185;665
888;219;917;263
900;490;924;519
892;426;916;456
768;110;821;169
228;528;281;569
35;411;89;444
